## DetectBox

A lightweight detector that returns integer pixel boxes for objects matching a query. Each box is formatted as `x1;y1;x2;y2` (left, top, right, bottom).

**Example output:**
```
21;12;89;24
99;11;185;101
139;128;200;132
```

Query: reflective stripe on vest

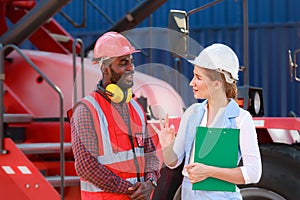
80;177;145;192
80;93;146;193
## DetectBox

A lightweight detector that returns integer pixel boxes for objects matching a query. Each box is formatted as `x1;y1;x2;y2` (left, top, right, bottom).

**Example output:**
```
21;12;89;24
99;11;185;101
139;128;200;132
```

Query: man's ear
101;65;109;75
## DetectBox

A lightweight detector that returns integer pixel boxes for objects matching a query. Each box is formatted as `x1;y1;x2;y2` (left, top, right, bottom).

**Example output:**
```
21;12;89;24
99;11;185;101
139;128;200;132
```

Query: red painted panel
253;117;300;130
0;138;60;200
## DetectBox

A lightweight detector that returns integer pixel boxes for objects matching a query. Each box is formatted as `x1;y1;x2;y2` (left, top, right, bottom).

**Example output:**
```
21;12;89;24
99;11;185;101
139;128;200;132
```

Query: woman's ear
214;80;223;90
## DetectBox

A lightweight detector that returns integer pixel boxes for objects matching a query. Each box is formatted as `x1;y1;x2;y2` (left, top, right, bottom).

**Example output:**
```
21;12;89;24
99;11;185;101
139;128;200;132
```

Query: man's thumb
128;182;140;191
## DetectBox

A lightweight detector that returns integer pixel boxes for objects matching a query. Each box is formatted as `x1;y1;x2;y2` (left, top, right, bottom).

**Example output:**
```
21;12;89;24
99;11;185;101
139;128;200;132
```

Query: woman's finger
159;115;163;130
164;113;169;129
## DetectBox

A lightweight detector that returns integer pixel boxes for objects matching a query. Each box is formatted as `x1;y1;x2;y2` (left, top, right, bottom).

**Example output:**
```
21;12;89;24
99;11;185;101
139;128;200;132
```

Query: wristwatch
147;178;157;188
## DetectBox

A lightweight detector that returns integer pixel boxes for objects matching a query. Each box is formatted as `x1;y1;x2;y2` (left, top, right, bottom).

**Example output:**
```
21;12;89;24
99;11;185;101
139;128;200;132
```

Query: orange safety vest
79;91;146;200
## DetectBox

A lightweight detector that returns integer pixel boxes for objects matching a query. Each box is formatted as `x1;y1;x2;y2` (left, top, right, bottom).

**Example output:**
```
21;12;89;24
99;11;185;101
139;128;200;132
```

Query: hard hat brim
92;49;141;64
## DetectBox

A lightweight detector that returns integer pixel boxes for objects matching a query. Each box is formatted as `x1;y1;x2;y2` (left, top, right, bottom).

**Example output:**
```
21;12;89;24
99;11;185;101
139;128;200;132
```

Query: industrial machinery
0;0;180;199
0;0;299;200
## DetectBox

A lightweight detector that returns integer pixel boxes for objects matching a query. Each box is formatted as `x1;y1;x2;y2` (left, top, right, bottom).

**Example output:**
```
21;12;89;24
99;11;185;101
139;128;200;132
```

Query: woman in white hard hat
158;43;262;199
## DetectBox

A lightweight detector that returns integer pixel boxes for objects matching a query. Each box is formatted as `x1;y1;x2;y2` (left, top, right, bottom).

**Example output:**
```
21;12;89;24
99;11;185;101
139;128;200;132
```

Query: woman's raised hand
158;113;176;149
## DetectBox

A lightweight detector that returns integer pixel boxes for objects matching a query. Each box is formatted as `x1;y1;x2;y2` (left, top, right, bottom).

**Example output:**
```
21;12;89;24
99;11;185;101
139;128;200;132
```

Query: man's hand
128;181;154;200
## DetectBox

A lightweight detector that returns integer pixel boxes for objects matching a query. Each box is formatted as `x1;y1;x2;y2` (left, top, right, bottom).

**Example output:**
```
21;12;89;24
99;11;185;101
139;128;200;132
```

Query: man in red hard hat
69;31;160;200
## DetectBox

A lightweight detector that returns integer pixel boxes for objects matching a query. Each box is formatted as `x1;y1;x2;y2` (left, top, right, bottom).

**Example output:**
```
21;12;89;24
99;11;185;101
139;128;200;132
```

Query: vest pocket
108;126;132;153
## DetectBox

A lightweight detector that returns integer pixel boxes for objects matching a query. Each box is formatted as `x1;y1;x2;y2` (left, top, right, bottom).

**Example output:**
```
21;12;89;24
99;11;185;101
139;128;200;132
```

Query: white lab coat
167;99;262;200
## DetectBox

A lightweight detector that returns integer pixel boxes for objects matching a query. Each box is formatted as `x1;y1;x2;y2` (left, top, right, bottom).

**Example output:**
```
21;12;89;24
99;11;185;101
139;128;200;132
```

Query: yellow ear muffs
106;84;132;103
125;88;132;103
106;84;123;103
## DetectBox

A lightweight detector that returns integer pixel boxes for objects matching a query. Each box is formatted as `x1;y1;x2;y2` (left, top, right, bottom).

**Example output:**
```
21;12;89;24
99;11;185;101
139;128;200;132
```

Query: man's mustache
117;71;134;89
123;71;134;76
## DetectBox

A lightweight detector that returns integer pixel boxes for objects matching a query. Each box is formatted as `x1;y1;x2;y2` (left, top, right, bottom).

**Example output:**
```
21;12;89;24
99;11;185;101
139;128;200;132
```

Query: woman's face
189;66;219;99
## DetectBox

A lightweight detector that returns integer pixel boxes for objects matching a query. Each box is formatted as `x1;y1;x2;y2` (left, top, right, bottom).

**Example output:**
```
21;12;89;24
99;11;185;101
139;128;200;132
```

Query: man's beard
110;67;134;90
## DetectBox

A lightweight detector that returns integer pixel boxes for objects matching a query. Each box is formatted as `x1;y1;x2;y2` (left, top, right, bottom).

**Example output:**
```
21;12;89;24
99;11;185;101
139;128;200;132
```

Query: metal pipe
59;0;86;28
0;0;71;56
109;0;167;32
187;0;223;17
0;44;65;200
87;0;114;25
72;38;85;104
243;0;249;85
46;176;80;187
293;49;300;82
85;0;167;54
0;43;7;155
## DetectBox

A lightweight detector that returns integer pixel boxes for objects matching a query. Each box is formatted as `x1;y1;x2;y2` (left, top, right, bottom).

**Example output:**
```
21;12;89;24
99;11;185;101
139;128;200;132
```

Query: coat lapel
184;99;240;163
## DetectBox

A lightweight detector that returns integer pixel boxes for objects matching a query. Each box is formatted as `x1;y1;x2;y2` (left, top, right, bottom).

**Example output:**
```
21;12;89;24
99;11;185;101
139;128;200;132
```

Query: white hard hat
188;43;239;83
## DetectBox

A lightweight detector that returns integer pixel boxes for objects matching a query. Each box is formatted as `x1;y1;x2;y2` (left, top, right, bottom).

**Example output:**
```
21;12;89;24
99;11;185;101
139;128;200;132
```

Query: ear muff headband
125;88;133;103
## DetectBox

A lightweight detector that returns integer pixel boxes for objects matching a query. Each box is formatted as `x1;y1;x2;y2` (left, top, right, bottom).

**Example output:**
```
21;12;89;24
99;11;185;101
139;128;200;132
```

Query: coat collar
184;98;240;163
195;98;240;118
192;98;240;129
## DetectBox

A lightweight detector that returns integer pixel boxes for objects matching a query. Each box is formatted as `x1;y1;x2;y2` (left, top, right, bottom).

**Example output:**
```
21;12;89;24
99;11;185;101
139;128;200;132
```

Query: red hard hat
92;31;140;64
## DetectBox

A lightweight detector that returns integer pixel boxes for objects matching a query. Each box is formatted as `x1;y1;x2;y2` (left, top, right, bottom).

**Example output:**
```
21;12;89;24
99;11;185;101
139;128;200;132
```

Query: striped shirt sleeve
144;127;160;182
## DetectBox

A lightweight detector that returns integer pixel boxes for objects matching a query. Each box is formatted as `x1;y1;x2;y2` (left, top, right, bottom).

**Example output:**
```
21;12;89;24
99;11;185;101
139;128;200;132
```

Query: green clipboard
192;126;240;192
